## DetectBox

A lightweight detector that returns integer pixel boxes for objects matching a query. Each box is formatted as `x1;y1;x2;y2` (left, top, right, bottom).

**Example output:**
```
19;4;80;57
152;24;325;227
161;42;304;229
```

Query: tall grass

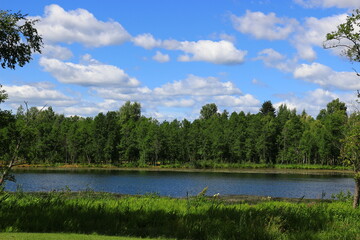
0;192;359;240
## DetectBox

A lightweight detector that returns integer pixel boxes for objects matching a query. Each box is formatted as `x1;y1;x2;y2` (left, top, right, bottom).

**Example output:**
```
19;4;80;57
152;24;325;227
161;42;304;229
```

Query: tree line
0;98;356;167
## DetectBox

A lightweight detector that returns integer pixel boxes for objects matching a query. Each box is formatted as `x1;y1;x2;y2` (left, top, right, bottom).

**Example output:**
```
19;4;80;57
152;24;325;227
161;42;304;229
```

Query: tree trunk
353;175;360;208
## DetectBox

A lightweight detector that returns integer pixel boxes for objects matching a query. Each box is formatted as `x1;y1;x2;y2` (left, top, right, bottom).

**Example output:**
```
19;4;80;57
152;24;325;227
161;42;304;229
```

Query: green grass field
0;233;172;240
1;192;359;240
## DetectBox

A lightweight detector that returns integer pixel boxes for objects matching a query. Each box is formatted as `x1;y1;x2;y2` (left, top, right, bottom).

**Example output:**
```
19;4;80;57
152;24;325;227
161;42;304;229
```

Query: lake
5;170;354;199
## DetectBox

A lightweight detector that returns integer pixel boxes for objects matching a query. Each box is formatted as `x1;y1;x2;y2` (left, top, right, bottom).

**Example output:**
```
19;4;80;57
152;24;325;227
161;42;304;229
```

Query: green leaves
0;10;43;69
324;9;360;62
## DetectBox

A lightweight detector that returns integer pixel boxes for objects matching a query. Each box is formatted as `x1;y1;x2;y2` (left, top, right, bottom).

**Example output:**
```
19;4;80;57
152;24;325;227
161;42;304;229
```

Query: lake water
6;170;354;199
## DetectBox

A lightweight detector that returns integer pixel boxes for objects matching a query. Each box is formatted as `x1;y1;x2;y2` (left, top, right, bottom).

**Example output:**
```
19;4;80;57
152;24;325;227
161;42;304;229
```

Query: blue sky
1;0;360;120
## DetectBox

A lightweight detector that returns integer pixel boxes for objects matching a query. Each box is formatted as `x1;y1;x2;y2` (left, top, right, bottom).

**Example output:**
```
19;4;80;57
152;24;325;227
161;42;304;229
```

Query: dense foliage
0;10;42;69
0;192;359;240
0;99;357;168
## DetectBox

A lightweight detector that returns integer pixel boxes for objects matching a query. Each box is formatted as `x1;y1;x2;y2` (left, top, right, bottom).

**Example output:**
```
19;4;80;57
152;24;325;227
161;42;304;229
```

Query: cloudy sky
1;0;360;120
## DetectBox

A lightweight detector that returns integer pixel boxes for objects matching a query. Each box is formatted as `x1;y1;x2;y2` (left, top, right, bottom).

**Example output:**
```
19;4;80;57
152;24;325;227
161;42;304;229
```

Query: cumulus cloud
153;75;242;96
3;84;77;107
132;33;162;49
294;0;360;8
293;62;360;90
274;88;356;116
93;87;152;102
42;44;73;60
214;94;260;107
132;33;246;65
161;99;195;107
175;40;247;64
39;56;140;87
231;10;348;61
62;106;102;116
231;10;298;40
35;4;131;47
60;99;126;117
256;48;297;72
93;74;259;112
152;51;170;63
292;14;348;61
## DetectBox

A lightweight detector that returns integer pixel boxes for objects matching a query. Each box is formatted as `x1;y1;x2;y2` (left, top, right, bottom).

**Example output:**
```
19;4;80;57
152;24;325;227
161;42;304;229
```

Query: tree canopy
0;10;42;69
200;103;218;120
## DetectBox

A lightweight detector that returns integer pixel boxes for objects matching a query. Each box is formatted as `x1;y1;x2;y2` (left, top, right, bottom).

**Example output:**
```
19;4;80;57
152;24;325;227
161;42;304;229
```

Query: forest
0;98;356;167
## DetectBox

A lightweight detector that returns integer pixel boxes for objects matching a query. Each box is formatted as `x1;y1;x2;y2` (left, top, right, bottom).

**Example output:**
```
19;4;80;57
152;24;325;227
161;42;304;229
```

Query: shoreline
12;164;353;176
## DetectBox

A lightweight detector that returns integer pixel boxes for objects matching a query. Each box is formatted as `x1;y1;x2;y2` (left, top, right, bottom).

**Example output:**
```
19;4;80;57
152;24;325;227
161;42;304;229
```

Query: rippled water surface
6;170;354;199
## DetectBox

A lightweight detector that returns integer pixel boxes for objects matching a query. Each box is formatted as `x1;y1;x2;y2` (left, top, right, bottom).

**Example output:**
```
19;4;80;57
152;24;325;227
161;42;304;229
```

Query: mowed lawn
0;233;173;240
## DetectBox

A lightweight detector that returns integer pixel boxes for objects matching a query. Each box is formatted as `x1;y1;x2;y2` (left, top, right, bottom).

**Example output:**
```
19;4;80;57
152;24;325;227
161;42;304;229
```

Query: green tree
257;115;278;164
259;100;275;117
341;114;360;207
200;103;218;120
117;102;142;164
317;99;348;165
325;11;360;207
0;9;42;188
278;115;304;164
118;101;141;124
244;114;262;163
0;10;42;69
228;111;247;163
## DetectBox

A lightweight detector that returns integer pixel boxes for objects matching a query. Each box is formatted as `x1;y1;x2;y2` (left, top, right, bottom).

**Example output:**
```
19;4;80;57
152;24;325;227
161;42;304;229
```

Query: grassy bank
0;192;359;240
13;162;352;175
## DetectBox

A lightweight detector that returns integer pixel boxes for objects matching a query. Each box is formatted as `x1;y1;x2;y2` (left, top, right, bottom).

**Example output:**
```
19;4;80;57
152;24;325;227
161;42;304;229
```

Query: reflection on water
6;170;354;199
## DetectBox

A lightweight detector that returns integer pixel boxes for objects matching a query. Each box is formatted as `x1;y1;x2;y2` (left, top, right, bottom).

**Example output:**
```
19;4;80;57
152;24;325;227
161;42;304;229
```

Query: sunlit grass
1;192;359;240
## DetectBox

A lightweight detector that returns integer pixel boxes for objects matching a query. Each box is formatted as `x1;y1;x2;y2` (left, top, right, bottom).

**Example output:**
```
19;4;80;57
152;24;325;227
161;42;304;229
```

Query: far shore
12;164;353;176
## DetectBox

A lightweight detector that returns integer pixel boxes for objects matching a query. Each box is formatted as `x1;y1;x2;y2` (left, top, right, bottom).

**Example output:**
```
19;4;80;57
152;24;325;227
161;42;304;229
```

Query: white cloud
292;14;348;61
93;87;152;102
294;0;360;8
231;10;298;40
132;34;246;65
3;84;77;107
153;74;242;96
256;48;297;72
42;44;73;60
132;33;162;49
153;51;170;63
62;106;102;116
293;62;360;90
35;4;131;47
214;94;260;107
274;89;356;116
161;99;195;107
175;40;247;65
39;56;140;87
92;74;260;116
59;99;127;117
